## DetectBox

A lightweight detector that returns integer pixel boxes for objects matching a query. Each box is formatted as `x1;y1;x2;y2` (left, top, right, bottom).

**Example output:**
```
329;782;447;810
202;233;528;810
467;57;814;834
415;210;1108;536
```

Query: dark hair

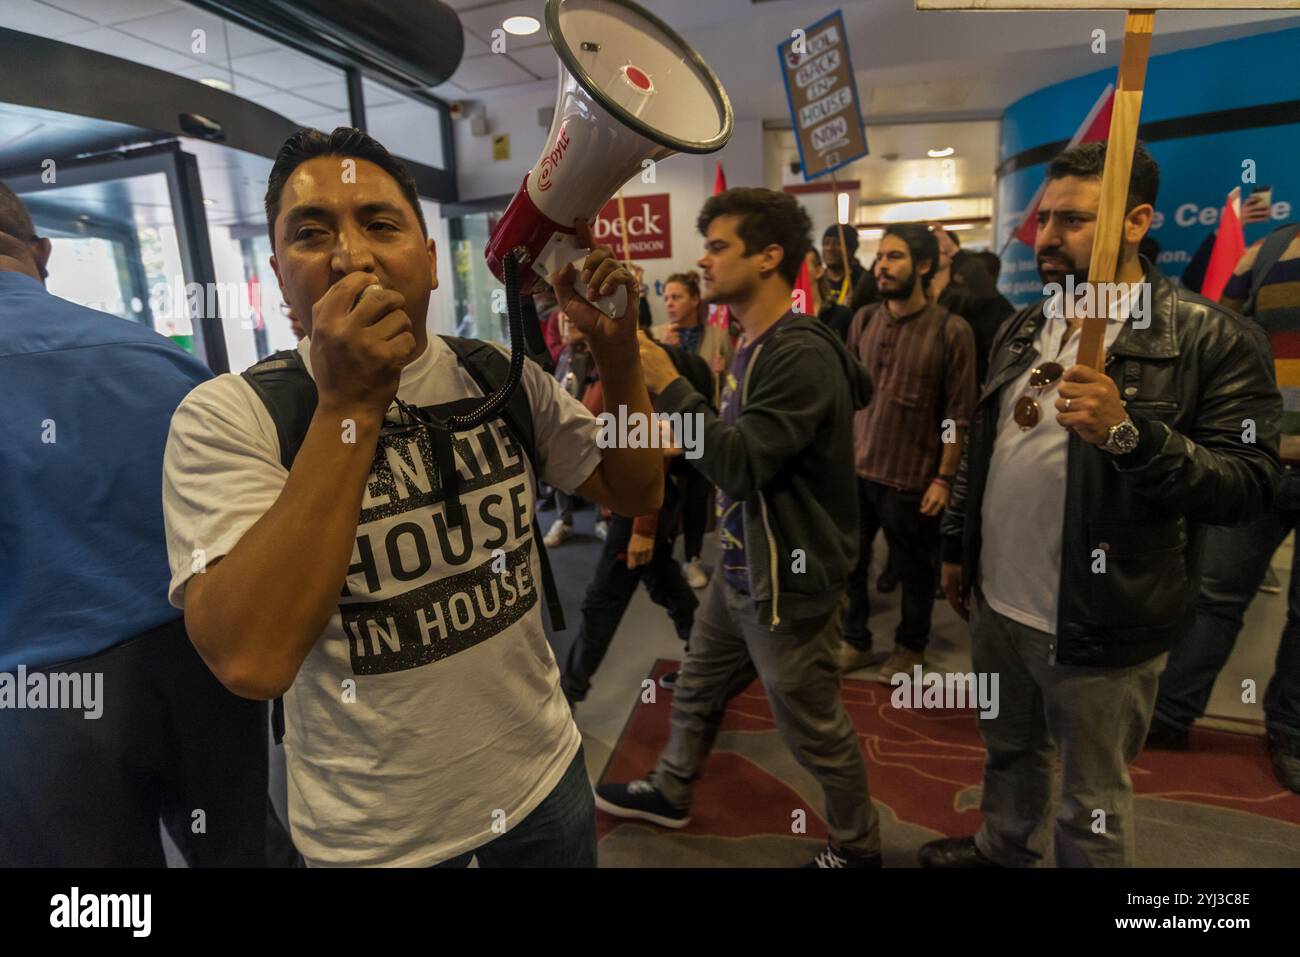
976;249;1001;283
1046;140;1160;212
264;127;428;251
823;222;859;256
665;270;707;326
665;270;701;300
0;180;36;241
882;224;940;287
953;250;995;301
697;187;812;287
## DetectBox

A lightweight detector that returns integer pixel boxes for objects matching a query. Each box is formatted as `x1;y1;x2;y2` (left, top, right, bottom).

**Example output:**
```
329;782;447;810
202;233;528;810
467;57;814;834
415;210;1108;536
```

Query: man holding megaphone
161;127;661;868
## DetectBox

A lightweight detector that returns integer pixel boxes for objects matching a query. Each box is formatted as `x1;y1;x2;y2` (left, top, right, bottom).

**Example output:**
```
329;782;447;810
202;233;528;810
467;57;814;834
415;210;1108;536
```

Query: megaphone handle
571;272;628;320
533;230;628;319
573;217;626;318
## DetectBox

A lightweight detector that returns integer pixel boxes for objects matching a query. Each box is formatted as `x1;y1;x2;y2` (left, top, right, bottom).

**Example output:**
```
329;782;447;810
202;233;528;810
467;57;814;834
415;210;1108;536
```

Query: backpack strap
1243;223;1300;316
439;336;566;635
241;349;318;470
240;350;317;745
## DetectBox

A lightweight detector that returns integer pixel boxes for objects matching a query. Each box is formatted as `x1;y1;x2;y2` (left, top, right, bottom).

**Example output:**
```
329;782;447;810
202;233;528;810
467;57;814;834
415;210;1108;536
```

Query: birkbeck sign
593;193;671;260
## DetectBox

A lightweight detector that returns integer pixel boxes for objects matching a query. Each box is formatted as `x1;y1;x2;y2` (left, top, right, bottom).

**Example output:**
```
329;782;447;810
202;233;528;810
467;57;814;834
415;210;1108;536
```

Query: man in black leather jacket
920;142;1280;868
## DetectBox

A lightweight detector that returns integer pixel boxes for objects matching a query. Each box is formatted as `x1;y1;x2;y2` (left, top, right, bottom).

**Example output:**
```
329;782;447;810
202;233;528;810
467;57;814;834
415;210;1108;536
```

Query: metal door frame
2;142;230;373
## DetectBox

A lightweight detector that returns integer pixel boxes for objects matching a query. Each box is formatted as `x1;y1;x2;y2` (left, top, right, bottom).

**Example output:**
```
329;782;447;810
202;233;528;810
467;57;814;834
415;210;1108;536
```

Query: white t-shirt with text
162;336;601;866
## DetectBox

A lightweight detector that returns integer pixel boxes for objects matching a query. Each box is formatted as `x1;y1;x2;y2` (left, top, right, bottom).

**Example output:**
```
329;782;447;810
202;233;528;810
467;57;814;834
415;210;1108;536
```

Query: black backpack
241;337;567;744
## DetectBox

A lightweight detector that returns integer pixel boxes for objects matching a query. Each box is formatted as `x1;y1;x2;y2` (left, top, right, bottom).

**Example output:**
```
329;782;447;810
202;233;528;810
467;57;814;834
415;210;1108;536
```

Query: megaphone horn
486;0;733;317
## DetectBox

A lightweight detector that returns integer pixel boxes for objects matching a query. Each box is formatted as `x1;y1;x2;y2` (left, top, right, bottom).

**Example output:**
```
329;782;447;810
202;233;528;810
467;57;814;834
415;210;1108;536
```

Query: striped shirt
848;301;977;493
1222;225;1300;464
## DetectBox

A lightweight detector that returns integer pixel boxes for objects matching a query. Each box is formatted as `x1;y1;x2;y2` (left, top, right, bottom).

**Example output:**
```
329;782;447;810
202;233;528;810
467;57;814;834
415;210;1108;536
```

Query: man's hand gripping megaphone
547;218;641;361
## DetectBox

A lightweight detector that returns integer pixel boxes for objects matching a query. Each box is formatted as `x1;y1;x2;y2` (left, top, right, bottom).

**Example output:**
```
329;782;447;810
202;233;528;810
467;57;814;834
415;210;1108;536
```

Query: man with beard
595;188;881;868
837;224;977;682
920;142;1280;868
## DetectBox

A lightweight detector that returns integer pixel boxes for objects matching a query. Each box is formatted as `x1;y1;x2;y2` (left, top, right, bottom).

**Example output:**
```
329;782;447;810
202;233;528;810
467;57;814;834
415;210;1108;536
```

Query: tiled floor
573;529;1292;781
237;512;1289;867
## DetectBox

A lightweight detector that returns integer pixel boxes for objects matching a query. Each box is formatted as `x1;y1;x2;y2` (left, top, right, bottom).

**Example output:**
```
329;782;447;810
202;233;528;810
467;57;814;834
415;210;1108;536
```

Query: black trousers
680;471;712;562
563;515;698;701
0;618;297;867
844;477;941;654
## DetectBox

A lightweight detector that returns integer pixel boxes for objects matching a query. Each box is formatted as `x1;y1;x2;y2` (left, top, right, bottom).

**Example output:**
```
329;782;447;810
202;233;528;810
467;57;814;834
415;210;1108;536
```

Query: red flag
793;256;815;316
1013;84;1115;248
1201;187;1246;303
709;161;731;329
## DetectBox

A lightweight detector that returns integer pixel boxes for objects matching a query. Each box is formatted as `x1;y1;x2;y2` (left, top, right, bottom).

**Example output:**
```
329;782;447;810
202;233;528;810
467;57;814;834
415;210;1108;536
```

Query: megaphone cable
393;249;527;435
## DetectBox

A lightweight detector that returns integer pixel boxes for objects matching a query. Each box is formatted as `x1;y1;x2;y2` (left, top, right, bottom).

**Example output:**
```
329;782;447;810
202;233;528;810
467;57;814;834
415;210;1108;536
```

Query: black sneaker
658;670;679;690
918;835;1000;868
594;779;691;829
1267;730;1300;793
803;843;882;868
1143;718;1190;751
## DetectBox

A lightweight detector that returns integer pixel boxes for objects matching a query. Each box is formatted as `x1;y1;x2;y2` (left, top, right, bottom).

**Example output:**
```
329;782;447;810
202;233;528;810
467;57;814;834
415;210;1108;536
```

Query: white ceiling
5;0;1300;232
7;0;1299;130
0;0;366;131
434;0;1300;123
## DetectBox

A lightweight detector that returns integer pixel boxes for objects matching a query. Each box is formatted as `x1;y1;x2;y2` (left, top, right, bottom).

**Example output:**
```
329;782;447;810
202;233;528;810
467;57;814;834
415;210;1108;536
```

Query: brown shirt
848;300;977;492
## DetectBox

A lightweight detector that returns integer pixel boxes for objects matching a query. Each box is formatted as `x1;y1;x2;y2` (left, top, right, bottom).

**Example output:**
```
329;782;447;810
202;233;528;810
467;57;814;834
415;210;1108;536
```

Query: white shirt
162;336;602;866
979;288;1132;635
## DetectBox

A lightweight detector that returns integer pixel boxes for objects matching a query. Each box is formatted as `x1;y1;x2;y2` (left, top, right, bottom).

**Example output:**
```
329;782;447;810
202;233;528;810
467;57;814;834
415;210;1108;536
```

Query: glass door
5;145;230;372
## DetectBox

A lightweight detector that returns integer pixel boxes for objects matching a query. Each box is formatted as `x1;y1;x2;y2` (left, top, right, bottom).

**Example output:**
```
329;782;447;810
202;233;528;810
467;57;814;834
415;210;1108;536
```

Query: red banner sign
592;193;672;260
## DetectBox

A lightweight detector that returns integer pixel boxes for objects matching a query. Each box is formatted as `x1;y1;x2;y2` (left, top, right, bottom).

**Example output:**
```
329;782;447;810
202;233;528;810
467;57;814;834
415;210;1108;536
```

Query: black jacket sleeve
653;339;840;502
1113;314;1281;524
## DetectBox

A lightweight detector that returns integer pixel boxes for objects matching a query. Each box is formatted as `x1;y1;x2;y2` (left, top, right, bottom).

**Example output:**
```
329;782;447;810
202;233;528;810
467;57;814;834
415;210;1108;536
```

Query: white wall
421;198;455;338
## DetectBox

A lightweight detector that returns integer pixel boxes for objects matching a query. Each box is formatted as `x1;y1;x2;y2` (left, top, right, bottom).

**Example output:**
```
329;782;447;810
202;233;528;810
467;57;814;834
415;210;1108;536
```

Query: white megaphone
485;0;733;317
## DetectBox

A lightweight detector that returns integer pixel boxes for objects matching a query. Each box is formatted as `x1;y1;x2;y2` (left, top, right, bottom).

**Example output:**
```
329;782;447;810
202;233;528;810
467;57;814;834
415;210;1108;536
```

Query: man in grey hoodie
595;188;880;868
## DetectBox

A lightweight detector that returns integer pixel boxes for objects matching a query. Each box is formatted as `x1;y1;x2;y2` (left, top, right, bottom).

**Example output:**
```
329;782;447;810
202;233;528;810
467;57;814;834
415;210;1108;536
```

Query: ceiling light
503;15;541;36
199;77;233;91
881;200;953;223
858;228;884;241
927;147;955;158
203;198;216;206
945;223;976;231
903;176;949;198
837;192;851;225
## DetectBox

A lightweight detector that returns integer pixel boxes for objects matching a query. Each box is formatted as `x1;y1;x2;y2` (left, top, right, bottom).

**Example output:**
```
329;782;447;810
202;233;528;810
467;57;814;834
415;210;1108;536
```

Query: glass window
20;171;193;352
0;5;355;132
365;83;446;171
450;211;510;347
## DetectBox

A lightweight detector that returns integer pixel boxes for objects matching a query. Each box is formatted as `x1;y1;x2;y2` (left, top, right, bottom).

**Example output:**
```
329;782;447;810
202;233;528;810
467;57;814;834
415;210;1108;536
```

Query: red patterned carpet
595;659;1300;867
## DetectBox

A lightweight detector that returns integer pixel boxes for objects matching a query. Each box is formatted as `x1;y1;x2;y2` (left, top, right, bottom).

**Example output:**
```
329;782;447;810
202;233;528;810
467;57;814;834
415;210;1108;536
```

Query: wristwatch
1101;414;1140;455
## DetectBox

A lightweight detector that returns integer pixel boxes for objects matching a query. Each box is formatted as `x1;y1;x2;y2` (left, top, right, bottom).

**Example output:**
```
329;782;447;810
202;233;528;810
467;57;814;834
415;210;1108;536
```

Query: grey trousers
970;588;1167;867
652;572;880;854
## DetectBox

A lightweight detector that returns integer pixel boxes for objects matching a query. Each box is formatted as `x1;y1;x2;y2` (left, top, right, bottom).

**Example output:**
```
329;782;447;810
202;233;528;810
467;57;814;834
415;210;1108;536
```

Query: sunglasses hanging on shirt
1013;361;1064;431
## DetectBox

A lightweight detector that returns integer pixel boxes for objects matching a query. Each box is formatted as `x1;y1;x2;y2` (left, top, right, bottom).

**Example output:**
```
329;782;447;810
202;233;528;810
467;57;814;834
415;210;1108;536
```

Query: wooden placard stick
1076;8;1155;370
830;169;853;306
615;190;633;268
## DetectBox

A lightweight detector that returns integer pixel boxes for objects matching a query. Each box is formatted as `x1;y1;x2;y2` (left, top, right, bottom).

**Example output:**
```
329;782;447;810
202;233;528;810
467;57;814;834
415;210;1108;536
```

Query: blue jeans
434;744;596;867
1153;470;1300;742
